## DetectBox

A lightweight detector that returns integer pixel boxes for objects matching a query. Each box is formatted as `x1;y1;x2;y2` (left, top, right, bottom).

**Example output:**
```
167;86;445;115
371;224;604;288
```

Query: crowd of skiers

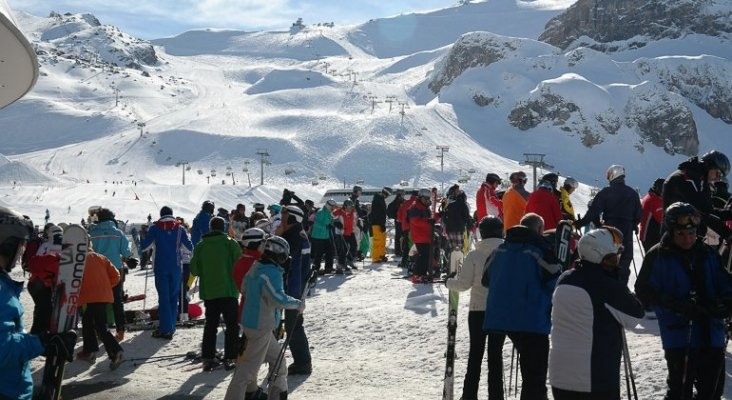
440;149;732;400
2;150;732;399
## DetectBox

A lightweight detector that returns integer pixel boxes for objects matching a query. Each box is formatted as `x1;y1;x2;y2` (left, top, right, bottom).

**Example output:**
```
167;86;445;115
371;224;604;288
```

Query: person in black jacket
369;187;391;263
576;165;642;284
444;184;471;273
387;189;405;256
550;226;645;399
663;150;732;241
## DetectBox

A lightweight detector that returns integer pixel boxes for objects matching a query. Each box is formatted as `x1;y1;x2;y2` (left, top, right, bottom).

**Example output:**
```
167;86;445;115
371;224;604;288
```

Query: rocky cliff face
539;0;732;51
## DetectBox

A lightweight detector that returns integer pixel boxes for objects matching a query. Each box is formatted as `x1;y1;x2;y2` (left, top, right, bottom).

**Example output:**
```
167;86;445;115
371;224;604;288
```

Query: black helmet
701;150;730;177
352;185;363;193
96;208;115;222
0;206;34;268
651;178;665;196
253;202;265;212
202;200;215;214
478;216;504;239
485;173;502;184
343;199;354;208
540;173;559;186
663;202;701;232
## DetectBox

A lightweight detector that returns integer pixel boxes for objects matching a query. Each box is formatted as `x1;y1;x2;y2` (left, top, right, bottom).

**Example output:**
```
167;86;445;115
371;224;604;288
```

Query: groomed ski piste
13;228;678;400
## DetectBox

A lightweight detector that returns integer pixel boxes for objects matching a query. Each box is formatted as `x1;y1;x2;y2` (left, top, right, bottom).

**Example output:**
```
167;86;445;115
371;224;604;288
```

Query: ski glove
297;300;306;314
671;300;707;320
41;330;78;362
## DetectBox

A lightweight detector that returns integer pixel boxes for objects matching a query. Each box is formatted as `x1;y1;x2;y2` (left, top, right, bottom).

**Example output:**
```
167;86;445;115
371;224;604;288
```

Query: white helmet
241;227;267;248
606;165;625;182
254;218;271;233
564;177;579;190
577;227;623;264
284;205;305;223
263;235;290;264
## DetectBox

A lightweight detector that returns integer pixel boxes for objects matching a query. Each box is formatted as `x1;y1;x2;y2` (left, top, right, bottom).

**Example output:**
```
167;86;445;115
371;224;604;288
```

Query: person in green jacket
190;216;242;371
311;199;336;274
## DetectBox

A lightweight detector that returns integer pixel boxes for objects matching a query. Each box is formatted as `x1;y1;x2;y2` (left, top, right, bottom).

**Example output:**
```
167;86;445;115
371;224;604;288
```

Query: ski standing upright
442;232;460;398
37;224;89;400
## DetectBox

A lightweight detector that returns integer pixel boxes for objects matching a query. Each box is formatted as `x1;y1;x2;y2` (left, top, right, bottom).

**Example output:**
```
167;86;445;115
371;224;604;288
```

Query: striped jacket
240;260;302;334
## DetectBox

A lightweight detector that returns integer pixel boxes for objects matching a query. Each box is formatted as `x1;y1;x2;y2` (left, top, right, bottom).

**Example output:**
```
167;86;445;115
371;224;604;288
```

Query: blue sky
9;0;463;39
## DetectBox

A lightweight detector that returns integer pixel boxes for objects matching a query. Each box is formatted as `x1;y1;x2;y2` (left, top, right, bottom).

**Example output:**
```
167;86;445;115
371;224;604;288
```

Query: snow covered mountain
1;1;732;223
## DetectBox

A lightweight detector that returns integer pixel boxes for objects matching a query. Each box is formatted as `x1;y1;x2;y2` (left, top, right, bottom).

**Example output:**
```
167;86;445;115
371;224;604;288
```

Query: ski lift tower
519;153;553;191
256;149;270;185
436;145;450;191
175;160;189;185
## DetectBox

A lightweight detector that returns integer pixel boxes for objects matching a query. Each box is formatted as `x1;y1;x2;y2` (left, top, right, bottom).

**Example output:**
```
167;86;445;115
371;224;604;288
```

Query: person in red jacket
232;228;267;319
640;178;665;251
408;189;434;283
476;173;503;222
397;190;418;267
334;200;359;268
525;174;563;231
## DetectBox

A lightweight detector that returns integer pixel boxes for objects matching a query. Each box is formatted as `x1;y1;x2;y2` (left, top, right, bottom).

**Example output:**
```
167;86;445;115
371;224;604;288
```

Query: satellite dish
0;0;38;109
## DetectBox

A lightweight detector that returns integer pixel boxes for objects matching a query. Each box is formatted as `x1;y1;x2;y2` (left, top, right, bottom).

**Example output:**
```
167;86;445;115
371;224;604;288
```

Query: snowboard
37;224;89;400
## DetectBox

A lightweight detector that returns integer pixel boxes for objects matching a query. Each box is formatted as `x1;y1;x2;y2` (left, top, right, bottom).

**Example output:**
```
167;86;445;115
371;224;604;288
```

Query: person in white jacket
445;216;505;400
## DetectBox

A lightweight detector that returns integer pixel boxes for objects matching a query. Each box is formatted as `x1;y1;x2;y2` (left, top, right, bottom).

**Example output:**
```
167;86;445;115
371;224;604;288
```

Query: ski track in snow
15;249;732;399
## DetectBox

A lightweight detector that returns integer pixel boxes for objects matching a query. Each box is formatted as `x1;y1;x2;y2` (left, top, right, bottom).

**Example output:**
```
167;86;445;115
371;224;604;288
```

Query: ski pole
508;344;515;397
126;353;190;364
621;330;638;400
514;354;520;398
630;256;639;280
634;232;646;259
681;291;696;394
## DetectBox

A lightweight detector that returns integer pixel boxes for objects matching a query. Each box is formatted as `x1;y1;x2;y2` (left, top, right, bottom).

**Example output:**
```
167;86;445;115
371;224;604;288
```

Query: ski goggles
672;213;701;229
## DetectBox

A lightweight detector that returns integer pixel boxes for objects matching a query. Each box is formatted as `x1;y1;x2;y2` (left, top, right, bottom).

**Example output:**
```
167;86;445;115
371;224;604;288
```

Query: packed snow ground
13;235;732;399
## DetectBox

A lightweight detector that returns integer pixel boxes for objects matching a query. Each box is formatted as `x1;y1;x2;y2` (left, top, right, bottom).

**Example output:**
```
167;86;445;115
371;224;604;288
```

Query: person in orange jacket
76;249;124;369
502;171;530;231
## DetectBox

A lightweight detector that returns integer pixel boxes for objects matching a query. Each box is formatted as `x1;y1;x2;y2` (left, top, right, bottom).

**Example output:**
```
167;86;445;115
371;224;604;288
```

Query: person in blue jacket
191;200;215;246
482;212;562;400
636;202;732;400
88;207;131;340
0;206;76;400
139;206;193;339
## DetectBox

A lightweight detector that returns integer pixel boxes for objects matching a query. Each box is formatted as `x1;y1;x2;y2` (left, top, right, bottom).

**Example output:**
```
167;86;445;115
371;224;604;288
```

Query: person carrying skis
0;207;76;400
139;206;193;339
408;189;435;283
311;199;336;275
482;213;562;400
275;205;313;375
190;216;242;371
88;207;131;341
476;173;503;222
635;202;732;399
559;177;578;221
576;165;642;284
443;184;471;268
526;173;563;231
640;178;665;251
75;249;125;369
445;216;505;400
502;171;530;232
224;236;305;400
369;187;391;263
191;200;215;246
549;227;645;399
26;224;63;334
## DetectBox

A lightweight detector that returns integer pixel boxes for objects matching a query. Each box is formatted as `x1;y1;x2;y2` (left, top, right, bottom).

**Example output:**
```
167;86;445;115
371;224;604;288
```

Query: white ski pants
224;331;287;400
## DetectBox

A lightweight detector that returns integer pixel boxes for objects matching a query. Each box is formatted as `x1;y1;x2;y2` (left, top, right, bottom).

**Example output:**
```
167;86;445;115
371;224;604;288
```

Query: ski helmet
241;227;267;249
478;216;504;240
0;206;34;269
663;202;701;232
284;205;305;223
701;150;730;177
563;177;579;190
160;206;173;217
268;204;281;214
606;165;625;182
202;200;215;214
485;173;502;184
509;171;527;184
343;199;354;208
262;235;290;265
253;203;265;212
382;187;393;196
540;173;559;186
254;218;271;233
577;226;624;264
352;185;363;194
418;188;432;199
96;208;115;223
325;199;337;208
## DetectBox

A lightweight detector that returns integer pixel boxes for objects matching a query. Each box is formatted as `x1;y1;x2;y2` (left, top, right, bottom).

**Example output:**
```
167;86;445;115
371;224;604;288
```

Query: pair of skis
440;186;460;400
37;225;89;400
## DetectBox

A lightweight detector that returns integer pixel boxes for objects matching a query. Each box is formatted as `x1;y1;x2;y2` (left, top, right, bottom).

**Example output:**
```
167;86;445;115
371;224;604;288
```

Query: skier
445;216;505;400
27;224;63;334
217;207;231;233
369;187;391;263
576;165;642;284
190;216;242;370
191;200;215;246
407;189;434;283
635;202;732;399
0;206;76;400
224;236;305;400
443;184;471;268
331;203;350;273
502;171;530;232
311;199;336;274
88;207;131;341
482;213;562;400
663;150;732;240
334;199;359;268
275;205;313;375
229;203;250;241
476;173;503;222
639;178;665;251
232;228;267;318
177;218;193;319
559;177;578;221
397;190;418;268
387;189;405;257
549;227;645;399
525;173;563;231
75;249;125;369
139;206;193;339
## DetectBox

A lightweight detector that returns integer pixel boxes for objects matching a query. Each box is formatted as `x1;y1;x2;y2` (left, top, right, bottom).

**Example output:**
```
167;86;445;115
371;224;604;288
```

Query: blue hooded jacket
139;216;193;274
89;220;130;269
191;210;212;246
